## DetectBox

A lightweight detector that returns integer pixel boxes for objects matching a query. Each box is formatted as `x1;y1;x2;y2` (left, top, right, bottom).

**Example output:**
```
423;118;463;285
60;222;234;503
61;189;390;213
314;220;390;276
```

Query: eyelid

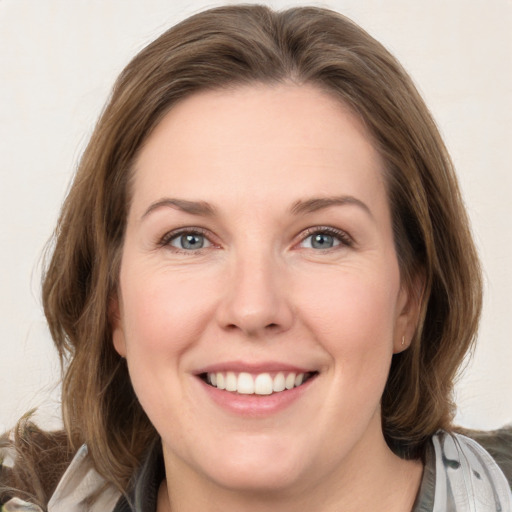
158;227;218;252
296;226;354;249
156;225;353;253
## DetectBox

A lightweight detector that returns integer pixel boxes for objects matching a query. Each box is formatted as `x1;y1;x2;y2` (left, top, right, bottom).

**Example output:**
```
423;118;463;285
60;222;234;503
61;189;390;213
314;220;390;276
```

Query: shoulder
46;445;121;512
425;430;512;511
1;423;73;510
1;444;120;512
459;425;512;487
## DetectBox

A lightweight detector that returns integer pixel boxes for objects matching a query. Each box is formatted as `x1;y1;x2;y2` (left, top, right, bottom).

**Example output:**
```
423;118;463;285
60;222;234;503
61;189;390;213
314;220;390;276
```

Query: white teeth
225;372;237;392
254;373;273;395
206;371;309;395
285;373;296;390
216;373;225;390
237;372;254;394
273;372;286;392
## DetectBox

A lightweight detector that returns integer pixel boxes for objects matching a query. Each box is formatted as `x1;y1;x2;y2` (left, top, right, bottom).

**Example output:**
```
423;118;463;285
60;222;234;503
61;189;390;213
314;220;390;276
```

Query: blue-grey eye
300;231;343;250
170;233;210;250
312;233;334;249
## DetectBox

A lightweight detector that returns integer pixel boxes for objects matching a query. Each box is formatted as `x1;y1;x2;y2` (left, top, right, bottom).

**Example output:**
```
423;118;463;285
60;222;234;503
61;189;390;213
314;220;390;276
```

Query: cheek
120;266;217;358
296;267;400;387
118;267;219;432
299;267;399;341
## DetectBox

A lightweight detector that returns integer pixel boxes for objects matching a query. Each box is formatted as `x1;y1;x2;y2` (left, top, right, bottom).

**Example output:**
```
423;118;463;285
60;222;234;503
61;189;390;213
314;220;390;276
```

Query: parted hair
9;3;483;503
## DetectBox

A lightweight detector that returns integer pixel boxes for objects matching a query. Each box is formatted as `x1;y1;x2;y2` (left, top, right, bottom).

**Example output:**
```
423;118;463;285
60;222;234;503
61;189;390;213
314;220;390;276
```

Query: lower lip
197;376;316;417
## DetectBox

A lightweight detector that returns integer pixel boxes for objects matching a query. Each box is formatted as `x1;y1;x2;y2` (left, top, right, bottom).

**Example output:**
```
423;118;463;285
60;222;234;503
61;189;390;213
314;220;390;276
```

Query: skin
112;83;424;511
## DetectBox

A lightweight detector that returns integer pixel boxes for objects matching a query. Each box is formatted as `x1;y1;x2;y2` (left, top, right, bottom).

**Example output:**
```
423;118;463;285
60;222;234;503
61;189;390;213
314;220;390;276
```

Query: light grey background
1;0;511;432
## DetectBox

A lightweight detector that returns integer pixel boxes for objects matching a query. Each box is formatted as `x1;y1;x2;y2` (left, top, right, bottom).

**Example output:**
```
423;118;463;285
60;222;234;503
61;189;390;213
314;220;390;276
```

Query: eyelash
158;227;213;254
157;226;354;253
298;226;354;250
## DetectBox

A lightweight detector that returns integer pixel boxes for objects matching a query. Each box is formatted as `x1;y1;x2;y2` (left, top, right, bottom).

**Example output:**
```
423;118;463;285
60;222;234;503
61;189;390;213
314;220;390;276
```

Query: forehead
131;83;388;217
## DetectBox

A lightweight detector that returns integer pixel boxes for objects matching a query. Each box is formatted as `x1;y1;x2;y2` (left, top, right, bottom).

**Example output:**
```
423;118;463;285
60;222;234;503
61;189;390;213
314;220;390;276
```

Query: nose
216;250;294;338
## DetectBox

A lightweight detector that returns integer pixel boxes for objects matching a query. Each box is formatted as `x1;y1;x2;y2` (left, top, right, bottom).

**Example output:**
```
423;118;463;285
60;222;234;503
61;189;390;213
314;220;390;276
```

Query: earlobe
110;296;127;357
113;324;127;357
393;272;425;354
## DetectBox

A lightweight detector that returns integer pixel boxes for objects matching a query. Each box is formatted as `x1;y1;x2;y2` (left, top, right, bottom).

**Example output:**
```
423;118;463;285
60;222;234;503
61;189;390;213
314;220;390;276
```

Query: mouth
199;371;319;396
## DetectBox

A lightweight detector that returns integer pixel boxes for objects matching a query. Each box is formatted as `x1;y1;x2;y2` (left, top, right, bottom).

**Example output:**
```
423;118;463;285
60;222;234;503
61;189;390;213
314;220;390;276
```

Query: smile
202;371;317;395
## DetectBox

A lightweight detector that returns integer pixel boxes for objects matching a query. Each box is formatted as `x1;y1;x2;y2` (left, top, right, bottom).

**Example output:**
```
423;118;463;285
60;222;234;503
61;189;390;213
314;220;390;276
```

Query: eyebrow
141;195;372;220
141;198;217;219
290;196;373;218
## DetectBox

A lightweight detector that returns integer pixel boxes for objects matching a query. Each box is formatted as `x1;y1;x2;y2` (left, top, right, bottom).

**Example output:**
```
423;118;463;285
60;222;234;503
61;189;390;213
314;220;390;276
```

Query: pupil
312;233;333;249
182;234;203;249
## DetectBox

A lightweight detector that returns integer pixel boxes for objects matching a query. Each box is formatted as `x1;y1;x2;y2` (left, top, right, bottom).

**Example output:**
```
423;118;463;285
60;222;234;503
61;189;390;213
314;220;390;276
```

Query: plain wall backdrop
0;0;511;432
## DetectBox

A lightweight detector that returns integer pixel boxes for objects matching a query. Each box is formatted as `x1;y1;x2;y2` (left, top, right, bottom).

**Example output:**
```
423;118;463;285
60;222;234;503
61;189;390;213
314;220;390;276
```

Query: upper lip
194;361;317;375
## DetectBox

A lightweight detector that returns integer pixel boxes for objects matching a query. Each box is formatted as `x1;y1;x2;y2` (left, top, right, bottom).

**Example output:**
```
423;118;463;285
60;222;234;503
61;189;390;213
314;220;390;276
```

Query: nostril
224;322;281;333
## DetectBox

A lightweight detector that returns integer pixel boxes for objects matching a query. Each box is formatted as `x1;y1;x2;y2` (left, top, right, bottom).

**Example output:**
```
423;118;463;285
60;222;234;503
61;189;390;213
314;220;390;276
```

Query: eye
160;229;213;252
304;232;339;249
298;227;352;250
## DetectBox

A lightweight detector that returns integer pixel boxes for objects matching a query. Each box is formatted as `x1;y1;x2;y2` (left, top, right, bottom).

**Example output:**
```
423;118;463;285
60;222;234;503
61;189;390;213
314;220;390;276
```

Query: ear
393;272;425;354
110;294;127;357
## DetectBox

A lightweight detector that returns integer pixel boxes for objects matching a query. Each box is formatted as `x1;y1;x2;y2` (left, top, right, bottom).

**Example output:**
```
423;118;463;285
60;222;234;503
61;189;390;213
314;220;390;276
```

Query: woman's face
113;84;419;495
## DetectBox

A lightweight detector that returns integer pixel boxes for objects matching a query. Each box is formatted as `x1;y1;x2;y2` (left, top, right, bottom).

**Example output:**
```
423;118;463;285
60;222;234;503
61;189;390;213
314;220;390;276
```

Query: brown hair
0;417;72;506
34;3;482;499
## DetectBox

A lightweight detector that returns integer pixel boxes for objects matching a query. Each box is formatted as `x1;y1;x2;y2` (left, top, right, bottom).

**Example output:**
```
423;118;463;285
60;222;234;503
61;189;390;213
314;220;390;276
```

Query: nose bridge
218;240;292;336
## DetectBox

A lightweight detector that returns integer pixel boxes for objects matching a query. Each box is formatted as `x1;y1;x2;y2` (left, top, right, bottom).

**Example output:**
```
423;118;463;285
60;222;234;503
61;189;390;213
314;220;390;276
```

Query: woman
1;5;510;511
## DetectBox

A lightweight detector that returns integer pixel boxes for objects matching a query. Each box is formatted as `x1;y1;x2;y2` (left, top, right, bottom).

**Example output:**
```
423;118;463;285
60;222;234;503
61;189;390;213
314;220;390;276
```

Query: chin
205;459;306;494
188;436;312;494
